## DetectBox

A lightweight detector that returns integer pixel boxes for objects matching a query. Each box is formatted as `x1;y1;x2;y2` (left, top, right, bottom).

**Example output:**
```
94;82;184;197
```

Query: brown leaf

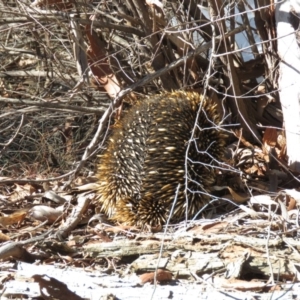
85;27;120;99
203;221;229;233
139;269;172;284
263;127;277;148
190;221;229;234
287;196;297;211
0;231;10;242
277;132;286;148
0;210;27;227
227;187;248;203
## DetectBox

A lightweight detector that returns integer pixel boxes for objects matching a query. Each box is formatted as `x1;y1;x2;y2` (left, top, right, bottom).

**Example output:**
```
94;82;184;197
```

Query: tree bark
275;0;300;172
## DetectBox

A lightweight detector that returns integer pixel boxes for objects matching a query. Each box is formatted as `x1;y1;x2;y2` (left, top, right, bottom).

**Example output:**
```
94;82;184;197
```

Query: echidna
97;91;226;226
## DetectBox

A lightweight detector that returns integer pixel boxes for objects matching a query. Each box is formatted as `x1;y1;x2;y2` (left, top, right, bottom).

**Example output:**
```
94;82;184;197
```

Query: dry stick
0;15;145;37
55;194;92;240
1;4;266;26
78;18;145;37
0;97;106;115
0;70;79;78
0;229;53;261
150;185;180;300
184;10;218;225
266;216;275;285
64;24;246;189
0;114;24;156
0;171;74;185
0;45;36;56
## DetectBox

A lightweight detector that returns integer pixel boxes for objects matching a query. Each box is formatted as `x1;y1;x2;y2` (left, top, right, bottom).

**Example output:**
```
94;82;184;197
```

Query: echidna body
97;91;226;226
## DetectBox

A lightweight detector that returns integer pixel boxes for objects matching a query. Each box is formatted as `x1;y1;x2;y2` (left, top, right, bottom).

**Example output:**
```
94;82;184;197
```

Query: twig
0;229;53;262
151;184;180;300
0;97;106;115
0;171;75;185
0;114;24;156
55;194;92;240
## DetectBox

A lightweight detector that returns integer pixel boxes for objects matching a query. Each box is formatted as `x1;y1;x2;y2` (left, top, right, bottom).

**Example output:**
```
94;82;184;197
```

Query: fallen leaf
263;127;277;149
29;205;63;224
9;184;36;202
0;231;10;242
0;210;28;227
193;221;229;234
213;276;265;291
139;269;172;284
227;187;248;203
